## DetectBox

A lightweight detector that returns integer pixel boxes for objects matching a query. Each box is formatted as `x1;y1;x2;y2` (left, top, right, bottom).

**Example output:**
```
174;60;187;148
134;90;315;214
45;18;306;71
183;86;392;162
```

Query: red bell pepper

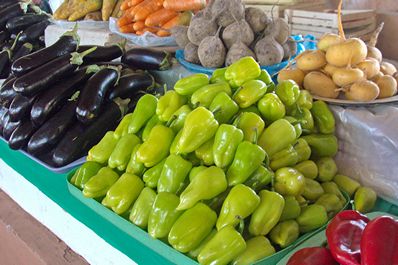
326;210;370;265
361;215;398;265
287;247;338;265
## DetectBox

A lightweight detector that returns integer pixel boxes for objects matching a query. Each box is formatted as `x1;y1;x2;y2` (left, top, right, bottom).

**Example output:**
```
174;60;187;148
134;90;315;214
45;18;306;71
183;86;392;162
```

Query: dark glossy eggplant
11;25;79;76
8;94;36;122
2;114;20;141
0;49;11;78
121;48;172;71
0;2;26;29
78;43;125;64
11;42;33;62
108;72;155;100
8;119;35;150
6;14;48;33
0;76;16;107
13;47;96;96
28;100;77;155
0;105;7;136
76;67;119;124
53;99;128;167
0;31;10;45
30;67;96;126
18;19;50;43
0;1;16;10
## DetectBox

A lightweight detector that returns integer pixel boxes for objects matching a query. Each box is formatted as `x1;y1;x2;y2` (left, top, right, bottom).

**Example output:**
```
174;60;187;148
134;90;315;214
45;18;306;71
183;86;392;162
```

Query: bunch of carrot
117;0;206;37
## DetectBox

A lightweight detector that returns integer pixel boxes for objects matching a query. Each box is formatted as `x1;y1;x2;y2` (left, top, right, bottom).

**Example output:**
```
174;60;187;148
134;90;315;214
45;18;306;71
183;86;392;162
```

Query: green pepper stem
252;128;258;145
166;115;177;127
237;216;245;235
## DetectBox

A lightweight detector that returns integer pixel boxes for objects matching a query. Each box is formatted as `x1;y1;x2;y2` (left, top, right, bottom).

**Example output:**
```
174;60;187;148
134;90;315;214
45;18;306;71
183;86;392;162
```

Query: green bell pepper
275;80;300;106
294;160;318;179
170;129;182;155
257;93;286;123
354;186;377;214
296;204;328;233
270;145;299;171
191;82;232;108
258;119;296;157
280;196;301;221
285;116;302;138
293;138;311;163
333;174;360;197
234;112;265;143
217;184;260;230
249;190;285;236
156;90;187;122
213;124;244;169
225;56;261;87
142;159;166;189
290;107;314;131
102;173;144;215
321;182;346;203
178;166;227;211
198;225;246;265
316;157;337;182
257;69;273;85
137;124;174;167
71;161;102;189
210;68;228;84
87;131;118;164
240;105;261;116
157;154;192;194
129;187;157;229
233;79;267;108
174;73;209;96
177;107;219;154
195;137;215;166
315;193;343;218
274;167;305;196
128;94;158;134
83;167;119;198
142;114;163;142
311;100;335;134
301;134;338;158
302;178;324;201
226;141;266;186
232;236;275;265
168;203;217;253
126;144;145;176
204;188;231;213
168;104;192;133
147;192;183;239
296;195;308;208
114;113;133;139
188;165;206;180
108;133;141;171
269;220;300;248
209;92;239;124
244;166;274;192
188;229;217;259
296;90;313;110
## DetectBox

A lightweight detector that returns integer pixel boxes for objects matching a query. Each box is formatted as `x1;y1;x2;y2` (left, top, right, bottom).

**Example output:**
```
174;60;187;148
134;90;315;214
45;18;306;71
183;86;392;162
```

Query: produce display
287;210;397;265
69;56;377;265
279;0;398;102
116;0;205;36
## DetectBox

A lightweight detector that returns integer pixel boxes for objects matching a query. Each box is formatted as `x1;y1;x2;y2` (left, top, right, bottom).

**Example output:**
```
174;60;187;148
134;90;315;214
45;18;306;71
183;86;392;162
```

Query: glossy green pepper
257;93;286;123
294;160;318;179
302;178;324;201
177;107;219;154
227;141;267;186
280;196;301;221
126;144;145;176
188;166;207;181
296;195;308;208
269;220;300;248
191;82;232;108
301;134;338;158
274;167;305;196
178;166;227;211
285;116;302;138
293;138;311;163
147;192;183;239
169;203;217;253
291;107;314;131
142;114;163;142
296;204;328;233
311;100;335;134
174;73;209;96
83;167;119;198
87;131;118;164
188;229;217;259
168;104;192;133
354;186;377;213
137;125;174;167
195;138;215;166
209;92;239;124
170;129;182;155
129;187;157;229
321;182;346;203
108;133;141;171
128;94;158;134
213;124;244;169
210;68;227;84
198;225;246;265
315;193;343;218
232;236;275;265
275;80;300;106
71;161;102;189
234;112;265;142
114;113;133;139
225;56;261;87
239;105;261;116
217;184;260;230
102;173;144;215
244;166;274;192
249;190;285;236
296;90;313;110
233;79;267;108
156;90;187;122
316;157;338;182
333;174;360;197
257;69;273;85
157;154;192;194
142;159;166;188
258;119;297;157
204;188;231;213
270;145;299;171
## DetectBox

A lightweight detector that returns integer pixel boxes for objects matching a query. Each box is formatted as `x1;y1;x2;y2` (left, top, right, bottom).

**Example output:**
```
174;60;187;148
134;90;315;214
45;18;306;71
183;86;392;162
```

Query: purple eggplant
121;48;172;71
108;72;155;100
18;19;50;43
8;94;36;122
78;43;125;64
0;105;7;136
6;14;48;33
0;76;17;107
11;42;33;62
0;2;27;29
2;114;20;141
8;119;35;150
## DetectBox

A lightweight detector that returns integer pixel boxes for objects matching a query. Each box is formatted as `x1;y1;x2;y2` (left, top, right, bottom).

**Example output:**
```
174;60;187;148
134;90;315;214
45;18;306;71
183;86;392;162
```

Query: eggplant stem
113;97;130;117
70;46;97;65
85;64;101;74
63;23;80;47
159;52;172;71
116;39;127;53
68;91;80;101
19;0;31;13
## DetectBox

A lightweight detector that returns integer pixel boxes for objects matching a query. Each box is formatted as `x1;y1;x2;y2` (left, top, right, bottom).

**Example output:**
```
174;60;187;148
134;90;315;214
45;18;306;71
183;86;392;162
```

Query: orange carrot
133;20;145;31
134;0;164;21
163;0;206;11
120;0;130;10
117;13;134;26
120;23;136;33
128;0;144;7
161;15;179;29
145;8;177;27
157;30;171;37
144;27;159;33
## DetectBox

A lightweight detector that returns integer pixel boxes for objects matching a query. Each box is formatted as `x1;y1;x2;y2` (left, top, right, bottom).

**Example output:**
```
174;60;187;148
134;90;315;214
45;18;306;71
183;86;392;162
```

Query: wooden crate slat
284;9;375;22
242;0;320;5
289;16;376;29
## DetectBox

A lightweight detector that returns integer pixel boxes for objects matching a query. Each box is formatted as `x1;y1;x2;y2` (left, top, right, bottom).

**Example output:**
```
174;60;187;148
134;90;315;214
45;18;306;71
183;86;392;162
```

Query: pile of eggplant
0;27;158;168
0;1;51;79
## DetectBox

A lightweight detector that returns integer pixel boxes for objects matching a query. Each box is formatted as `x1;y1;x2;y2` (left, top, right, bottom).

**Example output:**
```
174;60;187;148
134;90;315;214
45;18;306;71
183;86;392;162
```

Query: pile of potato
173;0;295;68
